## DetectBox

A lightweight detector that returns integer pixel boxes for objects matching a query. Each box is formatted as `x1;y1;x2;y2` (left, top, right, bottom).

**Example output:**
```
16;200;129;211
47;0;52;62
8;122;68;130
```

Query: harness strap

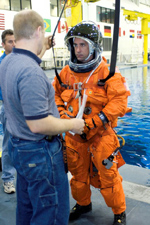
98;0;120;85
64;63;107;90
70;83;99;90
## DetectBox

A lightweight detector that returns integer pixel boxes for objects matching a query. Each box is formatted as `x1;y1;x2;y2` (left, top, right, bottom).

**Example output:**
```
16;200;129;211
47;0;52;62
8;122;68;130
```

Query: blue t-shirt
0;52;6;100
0;48;60;141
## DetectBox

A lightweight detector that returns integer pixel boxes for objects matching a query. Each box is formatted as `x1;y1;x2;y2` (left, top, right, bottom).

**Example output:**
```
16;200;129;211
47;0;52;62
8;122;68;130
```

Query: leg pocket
40;192;57;207
66;147;83;176
101;180;126;212
18;147;48;181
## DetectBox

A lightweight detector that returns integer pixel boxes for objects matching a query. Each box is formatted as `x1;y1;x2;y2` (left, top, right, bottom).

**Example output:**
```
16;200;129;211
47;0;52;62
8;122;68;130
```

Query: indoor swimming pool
117;66;150;169
0;66;150;169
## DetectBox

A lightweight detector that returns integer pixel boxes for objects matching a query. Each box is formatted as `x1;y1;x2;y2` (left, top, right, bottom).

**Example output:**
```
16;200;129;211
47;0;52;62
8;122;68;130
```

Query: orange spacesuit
53;56;130;215
53;21;130;224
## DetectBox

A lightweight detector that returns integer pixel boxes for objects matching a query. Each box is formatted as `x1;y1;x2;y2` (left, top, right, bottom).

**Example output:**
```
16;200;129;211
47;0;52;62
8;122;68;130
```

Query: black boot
69;202;92;221
113;211;126;225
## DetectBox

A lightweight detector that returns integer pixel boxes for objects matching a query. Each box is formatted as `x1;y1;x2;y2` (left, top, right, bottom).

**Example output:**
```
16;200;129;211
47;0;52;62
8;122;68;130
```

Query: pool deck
0;64;150;225
0;164;150;225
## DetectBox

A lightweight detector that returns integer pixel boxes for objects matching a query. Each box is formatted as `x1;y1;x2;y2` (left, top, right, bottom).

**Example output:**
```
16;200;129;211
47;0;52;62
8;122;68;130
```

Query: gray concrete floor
68;164;150;225
0;164;150;225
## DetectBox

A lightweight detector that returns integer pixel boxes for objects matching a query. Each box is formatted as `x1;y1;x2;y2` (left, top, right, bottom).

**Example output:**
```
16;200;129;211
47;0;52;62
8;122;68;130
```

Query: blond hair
13;9;44;41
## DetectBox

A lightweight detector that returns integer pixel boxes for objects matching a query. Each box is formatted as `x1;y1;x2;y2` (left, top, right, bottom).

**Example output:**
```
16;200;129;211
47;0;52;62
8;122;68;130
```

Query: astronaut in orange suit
53;21;130;225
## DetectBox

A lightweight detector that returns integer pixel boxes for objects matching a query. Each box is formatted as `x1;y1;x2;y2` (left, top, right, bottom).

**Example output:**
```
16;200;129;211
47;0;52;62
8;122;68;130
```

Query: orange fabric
53;57;129;213
117;152;126;168
126;107;132;113
66;139;91;206
101;178;126;214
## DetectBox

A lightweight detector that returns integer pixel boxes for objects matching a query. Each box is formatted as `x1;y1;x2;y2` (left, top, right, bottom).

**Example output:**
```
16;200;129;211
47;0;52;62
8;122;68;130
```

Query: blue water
0;66;150;169
116;66;150;169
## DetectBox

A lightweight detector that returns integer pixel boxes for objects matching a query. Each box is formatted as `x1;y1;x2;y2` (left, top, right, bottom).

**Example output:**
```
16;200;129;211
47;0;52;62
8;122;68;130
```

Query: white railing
119;53;143;64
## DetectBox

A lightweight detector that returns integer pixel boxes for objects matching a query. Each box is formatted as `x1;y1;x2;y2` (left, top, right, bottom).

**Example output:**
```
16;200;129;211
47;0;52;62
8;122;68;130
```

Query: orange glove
84;115;103;130
60;110;74;119
83;121;91;134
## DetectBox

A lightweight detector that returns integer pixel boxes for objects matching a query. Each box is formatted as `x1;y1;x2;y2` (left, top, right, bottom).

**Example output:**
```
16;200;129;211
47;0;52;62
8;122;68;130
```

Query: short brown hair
13;9;44;41
1;29;14;43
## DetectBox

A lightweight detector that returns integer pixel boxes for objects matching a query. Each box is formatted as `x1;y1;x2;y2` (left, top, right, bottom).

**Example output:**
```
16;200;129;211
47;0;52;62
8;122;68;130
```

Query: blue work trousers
0;104;15;182
8;135;69;225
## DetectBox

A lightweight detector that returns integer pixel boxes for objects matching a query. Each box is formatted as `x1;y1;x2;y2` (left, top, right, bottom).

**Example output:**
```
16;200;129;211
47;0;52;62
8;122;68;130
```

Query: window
50;0;57;17
96;6;114;24
0;0;10;10
110;9;115;23
22;0;31;10
101;8;106;22
50;0;64;17
11;0;20;11
0;0;32;11
103;38;112;51
106;8;111;23
96;6;100;22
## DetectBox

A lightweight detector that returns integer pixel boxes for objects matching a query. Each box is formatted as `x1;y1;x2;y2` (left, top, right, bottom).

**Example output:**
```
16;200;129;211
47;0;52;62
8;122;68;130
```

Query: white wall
0;0;67;61
31;0;67;61
0;9;16;54
31;0;50;18
82;0;149;63
0;0;150;63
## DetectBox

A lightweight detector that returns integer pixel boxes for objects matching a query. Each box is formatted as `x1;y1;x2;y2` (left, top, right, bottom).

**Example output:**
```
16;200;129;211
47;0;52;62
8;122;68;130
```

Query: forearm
26;115;74;135
38;45;47;59
38;35;54;59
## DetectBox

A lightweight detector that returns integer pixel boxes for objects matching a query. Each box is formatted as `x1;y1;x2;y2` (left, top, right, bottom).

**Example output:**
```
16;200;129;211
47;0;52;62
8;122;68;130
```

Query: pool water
117;66;150;169
0;67;150;169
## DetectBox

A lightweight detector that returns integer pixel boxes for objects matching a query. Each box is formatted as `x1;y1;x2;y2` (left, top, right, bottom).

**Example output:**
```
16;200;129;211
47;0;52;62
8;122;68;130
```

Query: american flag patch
0;13;5;30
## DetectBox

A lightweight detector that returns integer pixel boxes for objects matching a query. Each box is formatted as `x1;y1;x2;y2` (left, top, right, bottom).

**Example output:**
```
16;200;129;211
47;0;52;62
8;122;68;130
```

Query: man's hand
44;35;55;50
38;35;55;58
26;115;84;136
70;118;84;135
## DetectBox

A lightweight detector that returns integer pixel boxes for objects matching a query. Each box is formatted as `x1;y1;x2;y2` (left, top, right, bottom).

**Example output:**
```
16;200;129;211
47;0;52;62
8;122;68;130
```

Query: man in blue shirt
0;29;55;194
0;9;84;225
0;29;16;194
